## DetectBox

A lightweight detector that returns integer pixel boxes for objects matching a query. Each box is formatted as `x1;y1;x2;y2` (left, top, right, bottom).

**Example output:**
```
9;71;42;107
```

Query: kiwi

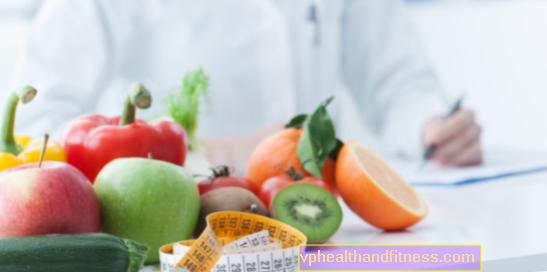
270;183;342;243
193;187;268;237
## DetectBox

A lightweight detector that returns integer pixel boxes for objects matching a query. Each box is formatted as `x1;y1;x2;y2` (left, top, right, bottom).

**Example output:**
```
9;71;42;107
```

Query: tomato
259;166;333;209
198;166;259;196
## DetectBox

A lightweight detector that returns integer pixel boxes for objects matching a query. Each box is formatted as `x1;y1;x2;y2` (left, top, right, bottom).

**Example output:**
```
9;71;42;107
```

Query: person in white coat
9;0;482;174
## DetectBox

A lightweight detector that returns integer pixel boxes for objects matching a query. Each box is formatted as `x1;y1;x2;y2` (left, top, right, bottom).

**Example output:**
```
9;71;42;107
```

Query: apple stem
38;134;49;168
119;83;152;126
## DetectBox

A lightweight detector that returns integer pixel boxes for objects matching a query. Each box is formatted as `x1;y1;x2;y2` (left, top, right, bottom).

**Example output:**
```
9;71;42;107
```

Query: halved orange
335;140;428;231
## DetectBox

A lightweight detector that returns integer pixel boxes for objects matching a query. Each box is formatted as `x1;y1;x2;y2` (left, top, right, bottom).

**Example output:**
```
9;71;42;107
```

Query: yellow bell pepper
0;86;66;172
14;135;32;148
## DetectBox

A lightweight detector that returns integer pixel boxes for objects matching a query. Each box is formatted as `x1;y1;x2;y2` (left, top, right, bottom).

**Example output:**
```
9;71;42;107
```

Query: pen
418;95;464;171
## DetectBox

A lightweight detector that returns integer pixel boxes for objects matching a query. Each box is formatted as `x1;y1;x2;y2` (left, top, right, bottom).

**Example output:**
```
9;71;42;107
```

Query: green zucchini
0;232;149;272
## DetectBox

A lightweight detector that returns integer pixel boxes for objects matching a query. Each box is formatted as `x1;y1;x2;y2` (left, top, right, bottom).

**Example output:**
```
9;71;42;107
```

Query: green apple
93;157;200;264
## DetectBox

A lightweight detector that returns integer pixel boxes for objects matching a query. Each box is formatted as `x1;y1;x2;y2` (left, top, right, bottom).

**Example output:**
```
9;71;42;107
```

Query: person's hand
423;109;482;166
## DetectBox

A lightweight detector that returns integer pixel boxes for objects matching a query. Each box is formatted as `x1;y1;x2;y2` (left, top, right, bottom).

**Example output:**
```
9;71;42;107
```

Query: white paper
386;149;547;186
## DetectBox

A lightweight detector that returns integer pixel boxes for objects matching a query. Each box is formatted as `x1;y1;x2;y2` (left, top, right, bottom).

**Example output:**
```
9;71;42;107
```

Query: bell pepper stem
0;86;37;155
38;134;49;168
119;83;152;126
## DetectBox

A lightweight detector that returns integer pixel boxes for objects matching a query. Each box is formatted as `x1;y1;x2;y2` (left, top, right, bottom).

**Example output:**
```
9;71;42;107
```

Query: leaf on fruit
307;96;336;167
296;96;338;178
320;96;334;108
285;114;308;128
329;138;344;161
297;127;323;178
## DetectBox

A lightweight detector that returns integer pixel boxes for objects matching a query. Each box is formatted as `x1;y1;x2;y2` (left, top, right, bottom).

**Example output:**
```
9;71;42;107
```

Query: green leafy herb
164;68;210;152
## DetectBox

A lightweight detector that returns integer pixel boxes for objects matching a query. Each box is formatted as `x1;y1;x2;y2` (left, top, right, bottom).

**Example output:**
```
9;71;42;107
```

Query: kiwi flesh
270;183;342;243
193;187;268;237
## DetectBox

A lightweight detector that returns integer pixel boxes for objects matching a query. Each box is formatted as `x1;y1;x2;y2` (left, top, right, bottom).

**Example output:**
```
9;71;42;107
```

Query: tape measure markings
160;212;307;272
179;227;221;271
225;230;270;250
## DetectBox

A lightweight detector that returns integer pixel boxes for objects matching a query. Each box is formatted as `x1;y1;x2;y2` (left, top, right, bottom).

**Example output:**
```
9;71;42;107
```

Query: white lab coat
9;0;447;161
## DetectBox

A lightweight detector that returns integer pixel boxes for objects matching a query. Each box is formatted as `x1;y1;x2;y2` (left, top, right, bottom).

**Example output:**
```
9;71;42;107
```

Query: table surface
331;170;547;262
142;169;547;271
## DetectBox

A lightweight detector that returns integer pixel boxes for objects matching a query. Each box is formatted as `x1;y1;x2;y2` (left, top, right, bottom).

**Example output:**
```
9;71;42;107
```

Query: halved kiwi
270;183;342;243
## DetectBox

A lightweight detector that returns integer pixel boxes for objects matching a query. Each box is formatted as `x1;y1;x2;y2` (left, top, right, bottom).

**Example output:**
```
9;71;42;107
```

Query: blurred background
1;0;547;152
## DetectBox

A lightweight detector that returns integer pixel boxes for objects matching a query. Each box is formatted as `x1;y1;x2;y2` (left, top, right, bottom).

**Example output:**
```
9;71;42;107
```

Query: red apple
0;161;100;237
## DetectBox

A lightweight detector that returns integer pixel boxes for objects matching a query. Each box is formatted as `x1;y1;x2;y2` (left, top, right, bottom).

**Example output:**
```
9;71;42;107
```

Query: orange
335;140;428;230
246;128;336;191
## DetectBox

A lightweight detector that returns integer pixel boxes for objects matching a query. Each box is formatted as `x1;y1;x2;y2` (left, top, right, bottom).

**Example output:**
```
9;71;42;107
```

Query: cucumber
0;232;149;272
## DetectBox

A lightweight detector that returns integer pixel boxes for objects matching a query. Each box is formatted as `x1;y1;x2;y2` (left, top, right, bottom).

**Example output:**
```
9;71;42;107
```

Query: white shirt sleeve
341;0;448;160
9;0;129;139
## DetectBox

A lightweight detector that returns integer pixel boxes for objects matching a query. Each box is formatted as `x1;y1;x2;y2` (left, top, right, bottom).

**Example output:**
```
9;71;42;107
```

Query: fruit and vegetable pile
0;69;429;272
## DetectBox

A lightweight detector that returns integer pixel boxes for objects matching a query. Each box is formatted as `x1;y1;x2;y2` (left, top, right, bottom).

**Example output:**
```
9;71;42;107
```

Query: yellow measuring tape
159;211;307;272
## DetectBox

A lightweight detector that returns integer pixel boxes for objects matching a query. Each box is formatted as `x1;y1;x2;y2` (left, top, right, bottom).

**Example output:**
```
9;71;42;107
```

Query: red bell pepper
60;83;188;182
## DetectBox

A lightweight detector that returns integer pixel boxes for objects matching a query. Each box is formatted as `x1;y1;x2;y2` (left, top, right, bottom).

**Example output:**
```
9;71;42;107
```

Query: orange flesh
354;146;420;210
